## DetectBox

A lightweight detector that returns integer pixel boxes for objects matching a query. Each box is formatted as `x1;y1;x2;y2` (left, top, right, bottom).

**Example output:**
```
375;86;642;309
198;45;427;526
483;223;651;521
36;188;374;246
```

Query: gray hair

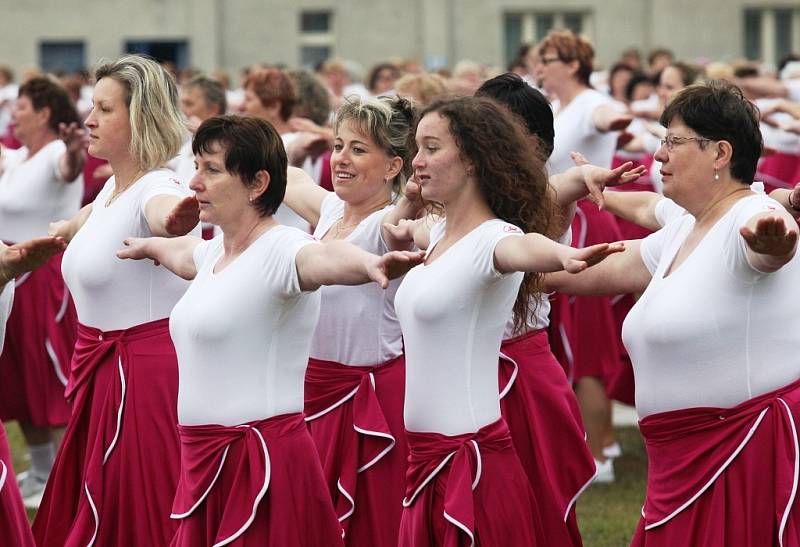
95;54;184;171
184;75;227;115
333;95;416;191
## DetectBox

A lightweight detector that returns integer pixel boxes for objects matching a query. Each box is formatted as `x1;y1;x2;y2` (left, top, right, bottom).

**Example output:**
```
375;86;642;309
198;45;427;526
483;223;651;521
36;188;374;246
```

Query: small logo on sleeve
504;225;523;233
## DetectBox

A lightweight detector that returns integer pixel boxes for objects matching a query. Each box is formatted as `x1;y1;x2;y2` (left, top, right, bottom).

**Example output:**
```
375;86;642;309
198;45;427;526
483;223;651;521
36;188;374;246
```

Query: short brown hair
537;30;595;86
19;76;80;133
245;68;298;122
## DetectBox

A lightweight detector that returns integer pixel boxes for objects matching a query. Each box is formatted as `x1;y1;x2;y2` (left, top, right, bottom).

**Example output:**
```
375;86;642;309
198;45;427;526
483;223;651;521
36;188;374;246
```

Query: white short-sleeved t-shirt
654;182;765;229
310;193;402;365
396;219;524;435
170;227;320;426
623;194;800;418
549;89;622;174
0;140;83;242
502;227;572;339
62;168;198;331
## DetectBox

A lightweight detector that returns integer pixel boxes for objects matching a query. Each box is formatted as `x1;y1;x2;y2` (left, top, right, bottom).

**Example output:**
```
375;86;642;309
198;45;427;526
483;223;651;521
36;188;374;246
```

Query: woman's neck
221;213;276;257
554;80;588;111
691;182;753;228
441;185;496;239
23;130;56;158
341;189;393;225
109;157;145;190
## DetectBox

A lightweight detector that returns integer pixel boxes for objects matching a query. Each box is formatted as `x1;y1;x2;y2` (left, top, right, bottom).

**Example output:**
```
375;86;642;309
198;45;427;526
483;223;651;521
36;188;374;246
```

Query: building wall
0;0;796;81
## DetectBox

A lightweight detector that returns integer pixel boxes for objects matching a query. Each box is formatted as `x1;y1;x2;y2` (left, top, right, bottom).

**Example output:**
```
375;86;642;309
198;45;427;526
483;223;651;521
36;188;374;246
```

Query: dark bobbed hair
660;80;762;184
475;72;555;158
19;76;80;133
419;96;559;332
192;115;287;216
625;71;654;102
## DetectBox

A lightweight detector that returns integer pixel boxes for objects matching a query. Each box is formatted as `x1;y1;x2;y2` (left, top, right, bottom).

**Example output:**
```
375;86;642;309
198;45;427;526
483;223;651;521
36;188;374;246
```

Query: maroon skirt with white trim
399;418;544;547
499;329;595;546
0;252;75;426
32;319;180;547
170;412;343;547
632;376;800;547
569;201;625;385
304;355;406;546
0;422;34;547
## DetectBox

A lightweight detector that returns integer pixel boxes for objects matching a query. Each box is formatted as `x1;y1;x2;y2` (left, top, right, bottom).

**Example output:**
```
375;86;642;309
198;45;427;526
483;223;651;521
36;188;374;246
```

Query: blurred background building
0;0;799;76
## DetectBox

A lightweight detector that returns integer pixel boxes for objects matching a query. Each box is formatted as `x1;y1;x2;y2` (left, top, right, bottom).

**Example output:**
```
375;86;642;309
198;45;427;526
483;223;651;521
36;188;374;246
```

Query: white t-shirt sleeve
479;222;524;280
726;196;787;280
140;173;191;209
192;236;221;272
267;228;319;297
654;198;687;228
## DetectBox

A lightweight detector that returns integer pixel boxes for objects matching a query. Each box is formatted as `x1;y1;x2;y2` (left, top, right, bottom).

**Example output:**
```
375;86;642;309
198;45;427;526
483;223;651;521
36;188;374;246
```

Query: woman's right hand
0;237;67;284
116;237;158;264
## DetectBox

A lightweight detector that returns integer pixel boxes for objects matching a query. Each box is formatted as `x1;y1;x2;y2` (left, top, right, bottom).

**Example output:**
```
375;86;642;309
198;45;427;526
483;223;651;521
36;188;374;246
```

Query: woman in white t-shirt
0;76;86;506
117;115;423;546
548;81;800;546
0;236;66;547
387;96;622;547
32;55;201;547
281;95;421;546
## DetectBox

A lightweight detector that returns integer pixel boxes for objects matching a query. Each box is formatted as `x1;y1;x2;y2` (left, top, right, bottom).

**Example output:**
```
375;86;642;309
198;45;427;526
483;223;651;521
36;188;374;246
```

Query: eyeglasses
539;57;562;65
659;135;714;151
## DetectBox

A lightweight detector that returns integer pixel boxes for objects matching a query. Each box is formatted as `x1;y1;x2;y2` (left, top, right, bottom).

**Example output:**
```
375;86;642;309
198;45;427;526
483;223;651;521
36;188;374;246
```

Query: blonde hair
334;95;416;192
95;55;184;171
394;73;449;107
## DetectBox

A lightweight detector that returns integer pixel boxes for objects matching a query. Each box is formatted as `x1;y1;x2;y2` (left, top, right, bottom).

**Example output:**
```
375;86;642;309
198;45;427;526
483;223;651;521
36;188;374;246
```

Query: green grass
7;421;648;544
577;426;647;547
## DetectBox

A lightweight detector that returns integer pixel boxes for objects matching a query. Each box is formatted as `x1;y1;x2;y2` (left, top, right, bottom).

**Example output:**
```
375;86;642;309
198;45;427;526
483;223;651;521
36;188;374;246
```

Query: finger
570;151;589;166
565;259;587;274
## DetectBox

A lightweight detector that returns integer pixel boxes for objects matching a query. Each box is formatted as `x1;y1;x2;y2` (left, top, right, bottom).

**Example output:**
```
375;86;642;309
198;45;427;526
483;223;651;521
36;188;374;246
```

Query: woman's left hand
571;152;648;209
58;122;89;155
367;250;426;288
740;214;799;256
165;195;200;236
0;237;67;284
563;242;626;273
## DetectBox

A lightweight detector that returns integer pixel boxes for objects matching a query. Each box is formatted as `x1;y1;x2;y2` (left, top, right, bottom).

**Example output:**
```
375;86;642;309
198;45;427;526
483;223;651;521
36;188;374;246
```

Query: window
503;11;593;66
299;10;334;69
40;41;85;74
743;7;800;66
125;40;189;69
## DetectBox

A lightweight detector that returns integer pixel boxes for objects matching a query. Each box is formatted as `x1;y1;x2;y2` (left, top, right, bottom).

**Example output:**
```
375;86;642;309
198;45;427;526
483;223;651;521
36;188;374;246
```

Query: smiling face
84;77;132;163
330;119;396;205
189;142;255;226
411;112;473;205
11;94;49;145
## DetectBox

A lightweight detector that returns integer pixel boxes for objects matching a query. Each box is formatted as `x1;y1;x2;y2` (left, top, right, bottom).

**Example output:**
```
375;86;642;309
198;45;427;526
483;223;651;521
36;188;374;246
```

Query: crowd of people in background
0;28;799;546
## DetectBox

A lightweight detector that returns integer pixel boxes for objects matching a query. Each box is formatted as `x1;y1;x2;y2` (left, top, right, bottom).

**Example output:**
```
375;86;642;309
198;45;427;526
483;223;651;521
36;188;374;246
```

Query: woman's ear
250;169;271;202
385;156;403;182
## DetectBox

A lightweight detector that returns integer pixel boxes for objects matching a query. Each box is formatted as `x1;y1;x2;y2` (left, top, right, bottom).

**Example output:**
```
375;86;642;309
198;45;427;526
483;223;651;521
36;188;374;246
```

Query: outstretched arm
597;190;665;231
283;166;330;227
543;239;652;296
144;195;201;237
0;237;67;285
49;204;93;242
494;232;625;275
116;235;203;280
769;183;800;222
592;105;633;133
295;240;425;291
740;211;799;273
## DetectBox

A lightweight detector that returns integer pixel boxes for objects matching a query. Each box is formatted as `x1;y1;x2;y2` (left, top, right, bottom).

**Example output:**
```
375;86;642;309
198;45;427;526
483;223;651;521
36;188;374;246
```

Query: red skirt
631;377;800;547
399;418;544;547
32;319;180;547
569;201;625;385
0;422;35;547
170;412;343;547
304;355;406;546
499;330;595;546
0;252;75;426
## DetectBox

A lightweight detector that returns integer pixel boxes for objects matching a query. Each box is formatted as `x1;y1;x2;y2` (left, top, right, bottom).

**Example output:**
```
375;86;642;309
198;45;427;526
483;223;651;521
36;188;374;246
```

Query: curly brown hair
419;96;560;332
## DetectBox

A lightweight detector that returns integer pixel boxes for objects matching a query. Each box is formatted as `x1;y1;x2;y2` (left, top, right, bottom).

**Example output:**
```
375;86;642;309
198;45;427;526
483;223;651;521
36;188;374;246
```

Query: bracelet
789;191;800;212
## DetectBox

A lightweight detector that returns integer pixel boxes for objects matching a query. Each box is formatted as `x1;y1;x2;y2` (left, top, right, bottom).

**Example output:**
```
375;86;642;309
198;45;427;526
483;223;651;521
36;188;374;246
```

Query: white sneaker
603;442;622;460
593;458;615;484
17;471;47;509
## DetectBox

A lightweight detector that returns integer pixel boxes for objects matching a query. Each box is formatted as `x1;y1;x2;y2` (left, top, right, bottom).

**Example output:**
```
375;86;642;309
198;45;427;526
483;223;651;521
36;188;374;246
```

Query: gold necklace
105;170;145;207
330;200;392;239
